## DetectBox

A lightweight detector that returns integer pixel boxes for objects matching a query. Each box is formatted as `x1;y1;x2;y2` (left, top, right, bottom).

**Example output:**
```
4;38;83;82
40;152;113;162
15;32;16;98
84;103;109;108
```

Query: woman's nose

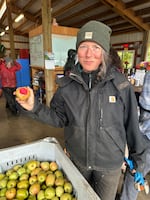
86;47;93;56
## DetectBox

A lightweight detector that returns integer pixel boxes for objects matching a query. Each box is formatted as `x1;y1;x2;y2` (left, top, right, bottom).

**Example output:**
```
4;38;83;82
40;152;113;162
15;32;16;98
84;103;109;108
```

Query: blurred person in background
120;71;150;200
0;57;21;115
64;49;76;76
110;47;124;73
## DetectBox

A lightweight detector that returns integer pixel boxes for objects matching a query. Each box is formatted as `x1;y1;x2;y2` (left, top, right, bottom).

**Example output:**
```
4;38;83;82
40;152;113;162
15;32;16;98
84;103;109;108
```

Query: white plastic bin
0;137;100;200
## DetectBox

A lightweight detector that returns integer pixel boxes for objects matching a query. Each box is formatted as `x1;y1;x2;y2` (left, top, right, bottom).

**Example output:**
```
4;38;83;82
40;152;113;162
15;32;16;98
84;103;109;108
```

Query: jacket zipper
88;73;92;90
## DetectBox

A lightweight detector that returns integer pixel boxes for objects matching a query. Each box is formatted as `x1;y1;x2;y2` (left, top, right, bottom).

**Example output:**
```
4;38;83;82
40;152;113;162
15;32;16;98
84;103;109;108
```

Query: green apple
44;187;55;199
29;182;40;195
64;182;73;193
60;193;72;200
37;171;47;183
16;188;29;199
0;178;8;189
9;171;18;180
29;176;37;185
41;183;47;190
17;180;29;189
27;195;36;200
0;188;7;197
54;170;63;178
55;186;64;197
46;170;53;175
6;169;14;177
17;167;26;176
5;187;16;199
26;160;38;171
19;173;29;181
40;162;50;171
46;173;55;187
0;174;5;181
37;190;45;200
13;164;22;171
7;180;17;189
51;197;59;200
55;177;64;187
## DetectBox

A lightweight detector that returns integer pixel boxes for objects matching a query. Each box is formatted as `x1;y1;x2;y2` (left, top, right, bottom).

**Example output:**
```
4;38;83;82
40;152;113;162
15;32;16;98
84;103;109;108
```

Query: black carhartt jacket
31;66;147;172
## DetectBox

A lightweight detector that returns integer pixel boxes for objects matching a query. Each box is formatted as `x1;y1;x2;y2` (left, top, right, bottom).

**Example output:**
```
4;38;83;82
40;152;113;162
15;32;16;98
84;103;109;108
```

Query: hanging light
0;31;5;36
5;26;9;31
15;13;24;22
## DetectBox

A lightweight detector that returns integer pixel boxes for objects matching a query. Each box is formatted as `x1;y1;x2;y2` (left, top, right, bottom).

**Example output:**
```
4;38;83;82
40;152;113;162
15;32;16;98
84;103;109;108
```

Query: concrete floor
0;95;149;200
0;95;65;149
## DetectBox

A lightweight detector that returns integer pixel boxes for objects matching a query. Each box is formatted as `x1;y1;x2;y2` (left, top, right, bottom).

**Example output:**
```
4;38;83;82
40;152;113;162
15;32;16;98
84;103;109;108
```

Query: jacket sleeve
123;85;148;172
10;61;22;72
21;88;68;128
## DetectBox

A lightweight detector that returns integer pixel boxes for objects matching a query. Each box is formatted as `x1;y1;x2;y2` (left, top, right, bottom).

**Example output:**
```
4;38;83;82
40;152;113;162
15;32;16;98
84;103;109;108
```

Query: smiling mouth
84;61;93;64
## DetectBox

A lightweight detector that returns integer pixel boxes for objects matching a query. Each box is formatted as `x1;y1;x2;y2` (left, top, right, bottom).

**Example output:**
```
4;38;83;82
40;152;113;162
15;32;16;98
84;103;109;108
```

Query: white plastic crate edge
0;137;100;200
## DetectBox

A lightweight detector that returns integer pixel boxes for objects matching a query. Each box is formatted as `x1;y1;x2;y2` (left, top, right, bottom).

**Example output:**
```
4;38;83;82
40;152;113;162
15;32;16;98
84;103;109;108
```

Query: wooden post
6;0;15;59
141;31;149;61
41;0;54;106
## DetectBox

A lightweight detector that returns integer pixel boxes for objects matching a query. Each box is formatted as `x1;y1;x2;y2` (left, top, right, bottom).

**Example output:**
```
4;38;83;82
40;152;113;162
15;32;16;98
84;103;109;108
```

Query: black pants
2;87;18;114
73;162;121;200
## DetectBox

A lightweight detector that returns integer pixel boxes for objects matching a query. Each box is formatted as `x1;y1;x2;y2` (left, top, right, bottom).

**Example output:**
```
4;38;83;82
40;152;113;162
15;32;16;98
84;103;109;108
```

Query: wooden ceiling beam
10;4;37;22
125;0;149;9
103;16;124;25
100;0;150;31
52;0;82;17
111;22;132;30
57;2;103;23
143;16;150;23
135;7;150;16
70;9;114;27
113;27;138;35
22;0;35;12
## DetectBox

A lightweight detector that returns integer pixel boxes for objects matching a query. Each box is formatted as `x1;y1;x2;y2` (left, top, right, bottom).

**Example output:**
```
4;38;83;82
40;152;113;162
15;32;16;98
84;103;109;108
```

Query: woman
16;21;147;200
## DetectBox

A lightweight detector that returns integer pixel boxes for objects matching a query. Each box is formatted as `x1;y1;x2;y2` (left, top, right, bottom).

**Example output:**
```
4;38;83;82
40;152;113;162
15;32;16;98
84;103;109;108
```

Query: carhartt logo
85;32;93;39
109;96;116;103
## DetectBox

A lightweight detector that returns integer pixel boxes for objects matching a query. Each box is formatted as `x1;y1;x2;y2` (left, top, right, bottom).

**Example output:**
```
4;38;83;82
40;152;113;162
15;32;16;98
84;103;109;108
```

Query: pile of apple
0;160;77;200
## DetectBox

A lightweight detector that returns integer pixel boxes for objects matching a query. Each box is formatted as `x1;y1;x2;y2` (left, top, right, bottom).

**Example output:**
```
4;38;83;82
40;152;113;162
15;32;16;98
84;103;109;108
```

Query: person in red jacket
0;57;21;115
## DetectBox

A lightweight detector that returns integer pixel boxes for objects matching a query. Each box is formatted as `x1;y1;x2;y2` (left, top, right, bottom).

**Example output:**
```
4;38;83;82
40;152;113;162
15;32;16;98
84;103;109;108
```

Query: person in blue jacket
16;20;148;200
120;71;150;200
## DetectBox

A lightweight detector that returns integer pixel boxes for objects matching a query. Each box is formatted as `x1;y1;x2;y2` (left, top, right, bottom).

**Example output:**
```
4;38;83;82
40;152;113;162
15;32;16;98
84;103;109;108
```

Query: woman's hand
15;87;35;111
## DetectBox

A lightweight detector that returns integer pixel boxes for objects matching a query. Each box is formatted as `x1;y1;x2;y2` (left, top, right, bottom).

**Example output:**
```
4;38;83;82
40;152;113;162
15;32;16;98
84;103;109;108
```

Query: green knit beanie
76;20;112;52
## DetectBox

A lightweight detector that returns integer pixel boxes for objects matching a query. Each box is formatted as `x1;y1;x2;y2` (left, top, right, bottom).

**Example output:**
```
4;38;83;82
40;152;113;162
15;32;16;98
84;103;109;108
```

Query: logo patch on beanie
84;32;93;39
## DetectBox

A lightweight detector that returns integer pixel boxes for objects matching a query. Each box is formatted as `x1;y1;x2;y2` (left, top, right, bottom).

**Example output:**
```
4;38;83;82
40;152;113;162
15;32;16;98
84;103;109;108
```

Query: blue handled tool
124;157;149;194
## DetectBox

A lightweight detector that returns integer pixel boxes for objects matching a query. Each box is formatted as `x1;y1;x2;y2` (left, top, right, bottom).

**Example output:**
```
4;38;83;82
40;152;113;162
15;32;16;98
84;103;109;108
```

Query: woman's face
77;41;103;72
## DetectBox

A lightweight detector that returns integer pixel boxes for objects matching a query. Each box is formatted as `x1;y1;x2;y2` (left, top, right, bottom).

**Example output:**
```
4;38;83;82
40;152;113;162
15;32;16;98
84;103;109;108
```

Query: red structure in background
19;49;29;59
123;43;129;50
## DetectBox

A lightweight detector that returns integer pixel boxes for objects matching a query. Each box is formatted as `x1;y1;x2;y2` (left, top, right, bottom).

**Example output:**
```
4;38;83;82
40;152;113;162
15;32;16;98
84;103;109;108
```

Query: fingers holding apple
15;87;35;111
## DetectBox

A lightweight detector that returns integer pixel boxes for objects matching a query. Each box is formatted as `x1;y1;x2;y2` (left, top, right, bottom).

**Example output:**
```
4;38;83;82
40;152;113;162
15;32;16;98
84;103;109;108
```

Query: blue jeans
120;148;150;200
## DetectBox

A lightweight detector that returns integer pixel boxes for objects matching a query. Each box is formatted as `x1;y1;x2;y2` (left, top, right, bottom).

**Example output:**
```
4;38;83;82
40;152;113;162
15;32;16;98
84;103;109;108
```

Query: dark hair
64;49;76;76
110;47;123;72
